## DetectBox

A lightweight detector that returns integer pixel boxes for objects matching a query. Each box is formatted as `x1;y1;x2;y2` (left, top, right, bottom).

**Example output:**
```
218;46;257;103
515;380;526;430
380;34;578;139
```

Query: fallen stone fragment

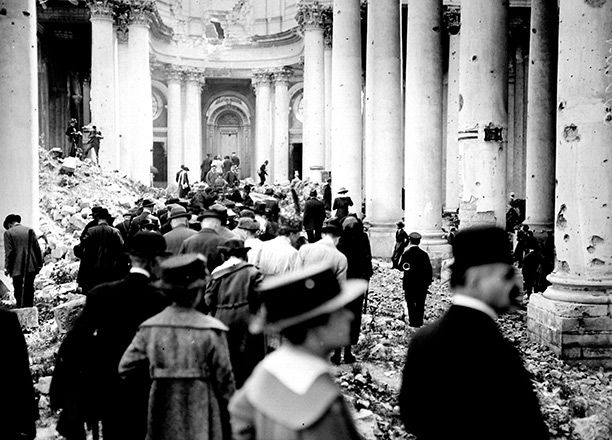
572;413;612;440
35;376;53;395
14;307;39;330
53;296;86;333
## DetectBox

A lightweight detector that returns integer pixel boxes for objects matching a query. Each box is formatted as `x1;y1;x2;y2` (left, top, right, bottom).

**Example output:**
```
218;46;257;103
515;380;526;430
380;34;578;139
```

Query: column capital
323;6;333;48
296;1;326;32
272;67;293;84
183;69;205;85
443;5;461;35
88;1;114;20
251;70;272;88
165;65;183;83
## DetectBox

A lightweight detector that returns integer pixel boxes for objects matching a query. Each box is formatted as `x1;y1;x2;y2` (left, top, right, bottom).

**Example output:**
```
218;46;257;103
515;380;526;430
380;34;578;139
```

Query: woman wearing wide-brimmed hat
229;264;367;440
119;254;235;440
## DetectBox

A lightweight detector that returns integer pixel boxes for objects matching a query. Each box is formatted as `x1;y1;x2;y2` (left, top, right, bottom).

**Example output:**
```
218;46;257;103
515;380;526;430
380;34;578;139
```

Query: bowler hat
152;253;207;291
250;263;368;334
197;209;224;222
3;214;21;230
142;198;155;208
237;217;259;231
209;204;228;220
321;220;341;236
239;209;256;220
451;226;513;278
167;205;191;220
128;231;171;257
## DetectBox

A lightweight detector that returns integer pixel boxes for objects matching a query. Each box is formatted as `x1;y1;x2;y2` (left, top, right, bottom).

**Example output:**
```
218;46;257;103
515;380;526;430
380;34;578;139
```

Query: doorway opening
290;143;302;180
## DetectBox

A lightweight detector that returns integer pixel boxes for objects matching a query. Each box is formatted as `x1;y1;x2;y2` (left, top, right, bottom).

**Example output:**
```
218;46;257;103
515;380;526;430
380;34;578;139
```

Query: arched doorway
205;96;252;176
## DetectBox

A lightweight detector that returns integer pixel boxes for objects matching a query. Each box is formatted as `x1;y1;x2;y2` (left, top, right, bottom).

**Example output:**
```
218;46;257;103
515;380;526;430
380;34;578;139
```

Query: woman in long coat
119;254;235;440
337;216;373;363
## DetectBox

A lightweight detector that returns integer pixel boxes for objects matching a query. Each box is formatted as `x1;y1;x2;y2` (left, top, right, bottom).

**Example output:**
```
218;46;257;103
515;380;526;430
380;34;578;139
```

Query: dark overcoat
399;305;549;440
398;246;432;294
163;225;197;255
201;261;264;388
303;198;326;232
51;272;169;439
0;308;38;440
76;223;125;290
332;196;353;220
179;228;225;273
119;307;235;440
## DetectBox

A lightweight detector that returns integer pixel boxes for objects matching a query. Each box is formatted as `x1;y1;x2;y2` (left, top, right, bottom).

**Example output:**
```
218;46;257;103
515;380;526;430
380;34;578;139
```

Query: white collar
130;267;151;278
452;294;498;321
262;344;330;395
211;256;243;275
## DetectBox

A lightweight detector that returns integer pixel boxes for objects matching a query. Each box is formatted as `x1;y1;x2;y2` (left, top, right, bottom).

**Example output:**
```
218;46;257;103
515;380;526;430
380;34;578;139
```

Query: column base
367;223;396;259
420;235;452;277
527;290;612;368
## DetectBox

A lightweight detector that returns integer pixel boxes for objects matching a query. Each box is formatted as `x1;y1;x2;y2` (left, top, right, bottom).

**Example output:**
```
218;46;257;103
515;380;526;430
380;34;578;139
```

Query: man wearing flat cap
52;231;171;440
163;205;197;255
399;226;549;440
229;264;367;440
398;232;432;328
3;214;43;308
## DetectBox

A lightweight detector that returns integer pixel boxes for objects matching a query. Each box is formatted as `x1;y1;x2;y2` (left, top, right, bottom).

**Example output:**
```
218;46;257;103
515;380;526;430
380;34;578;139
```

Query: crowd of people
1;168;552;439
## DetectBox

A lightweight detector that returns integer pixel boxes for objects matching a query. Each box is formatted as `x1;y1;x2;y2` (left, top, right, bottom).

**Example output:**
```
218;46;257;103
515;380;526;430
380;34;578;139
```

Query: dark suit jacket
0;308;38;440
303;198;326;231
398;246;432;292
3;224;43;277
179;228;225;273
399;305;549;440
76;224;125;289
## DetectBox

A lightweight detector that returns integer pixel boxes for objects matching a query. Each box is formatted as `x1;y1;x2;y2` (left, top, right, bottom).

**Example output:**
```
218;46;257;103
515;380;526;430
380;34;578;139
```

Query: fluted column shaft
117;38;131;175
525;0;558;235
457;0;508;228
273;68;292;183
183;73;203;182
90;5;118;170
253;72;273;180
331;0;363;207
298;3;327;182
324;41;333;171
0;0;39;233
167;69;183;184
127;17;153;184
366;0;403;228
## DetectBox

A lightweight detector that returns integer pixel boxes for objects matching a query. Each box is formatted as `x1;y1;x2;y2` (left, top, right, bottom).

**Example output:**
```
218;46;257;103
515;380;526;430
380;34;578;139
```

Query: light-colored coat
297;236;347;283
119;306;235;440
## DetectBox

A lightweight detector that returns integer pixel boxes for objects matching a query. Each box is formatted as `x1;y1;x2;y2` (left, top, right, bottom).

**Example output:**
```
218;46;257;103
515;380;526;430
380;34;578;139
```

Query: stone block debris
14;307;39;330
53;296;86;333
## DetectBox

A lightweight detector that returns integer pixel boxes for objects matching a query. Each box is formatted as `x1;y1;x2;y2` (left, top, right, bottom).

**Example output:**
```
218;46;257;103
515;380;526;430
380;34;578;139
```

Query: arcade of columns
0;0;610;365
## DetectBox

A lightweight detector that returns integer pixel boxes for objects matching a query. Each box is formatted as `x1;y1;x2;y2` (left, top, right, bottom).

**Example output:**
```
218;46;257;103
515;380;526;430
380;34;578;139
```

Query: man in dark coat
323;178;332;211
258;160;268;185
303;190;326;243
0;308;38;440
53;232;171;440
398;232;432;328
115;209;136;244
3;214;43;307
200;153;213;181
179;209;226;273
201;239;264;388
399;226;549;440
163;205;196;255
76;208;125;293
222;155;233;174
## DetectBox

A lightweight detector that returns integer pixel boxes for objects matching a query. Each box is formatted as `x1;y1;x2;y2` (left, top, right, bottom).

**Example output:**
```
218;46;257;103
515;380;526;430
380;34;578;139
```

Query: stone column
324;25;333;171
89;2;118;170
364;0;404;257
524;0;557;237
273;67;292;183
82;75;91;126
116;26;131;175
404;0;450;271
127;9;153;184
0;0;39;235
512;46;526;197
527;0;612;368
166;66;183;186
457;0;508;228
252;71;273;180
183;71;203;183
331;0;363;208
297;1;326;182
444;6;460;212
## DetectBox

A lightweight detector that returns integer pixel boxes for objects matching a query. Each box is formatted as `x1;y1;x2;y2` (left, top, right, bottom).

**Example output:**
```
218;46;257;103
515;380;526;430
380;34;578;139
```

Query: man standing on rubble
3;214;43;308
398;232;432;328
399;226;549;440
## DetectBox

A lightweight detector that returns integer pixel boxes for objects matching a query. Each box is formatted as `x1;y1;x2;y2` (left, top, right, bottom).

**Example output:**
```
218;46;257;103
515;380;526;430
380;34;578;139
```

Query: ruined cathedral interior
1;0;611;367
